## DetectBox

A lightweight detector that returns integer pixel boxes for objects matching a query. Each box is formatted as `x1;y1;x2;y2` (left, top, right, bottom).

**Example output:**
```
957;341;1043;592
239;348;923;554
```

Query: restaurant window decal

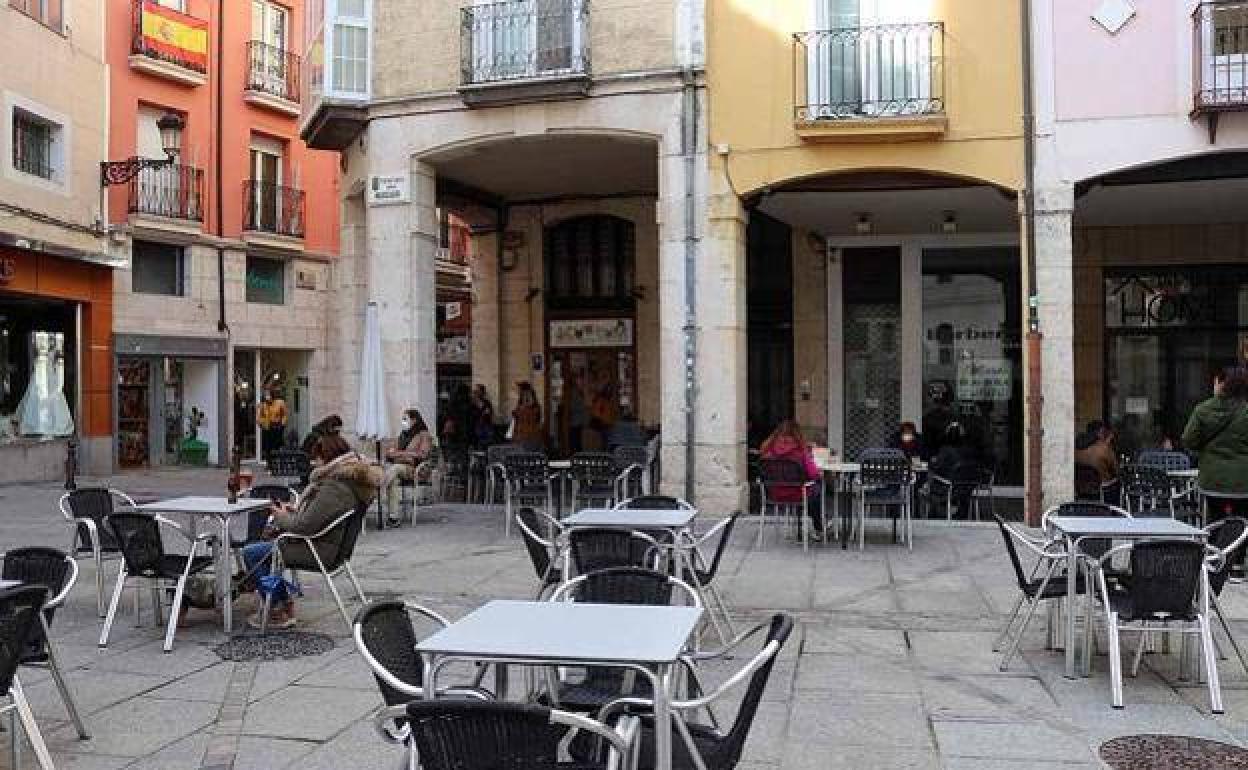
1105;270;1248;329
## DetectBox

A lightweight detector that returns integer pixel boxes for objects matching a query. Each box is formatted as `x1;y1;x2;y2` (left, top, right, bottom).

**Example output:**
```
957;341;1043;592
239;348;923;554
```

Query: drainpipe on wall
1022;0;1043;525
496;204;509;405
215;0;231;463
681;67;698;504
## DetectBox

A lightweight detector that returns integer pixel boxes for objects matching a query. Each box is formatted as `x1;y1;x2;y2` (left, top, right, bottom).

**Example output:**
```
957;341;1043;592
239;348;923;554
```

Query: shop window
0;297;76;441
132;240;186;296
246;256;286;304
11;107;62;182
9;0;62;32
544;215;635;311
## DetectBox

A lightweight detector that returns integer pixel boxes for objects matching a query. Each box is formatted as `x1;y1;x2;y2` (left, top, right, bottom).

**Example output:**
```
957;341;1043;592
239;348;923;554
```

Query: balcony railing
794;23;944;122
128;163;204;222
461;0;590;85
247;41;301;104
131;0;209;76
1193;2;1248;112
243;180;305;239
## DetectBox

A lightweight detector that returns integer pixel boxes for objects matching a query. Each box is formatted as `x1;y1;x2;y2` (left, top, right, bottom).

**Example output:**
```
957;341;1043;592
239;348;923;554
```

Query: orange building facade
107;0;340;469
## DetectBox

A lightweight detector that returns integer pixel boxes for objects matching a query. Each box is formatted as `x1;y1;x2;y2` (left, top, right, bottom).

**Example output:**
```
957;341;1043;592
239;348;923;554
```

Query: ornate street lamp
99;112;185;186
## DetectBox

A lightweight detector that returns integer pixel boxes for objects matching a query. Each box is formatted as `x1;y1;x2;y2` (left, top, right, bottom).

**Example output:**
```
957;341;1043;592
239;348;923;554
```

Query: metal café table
563;507;703;598
138;496;274;633
418;599;703;770
1045;515;1207;679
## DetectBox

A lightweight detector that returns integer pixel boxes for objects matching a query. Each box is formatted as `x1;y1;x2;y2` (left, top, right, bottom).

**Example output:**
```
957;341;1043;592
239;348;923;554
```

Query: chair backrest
613;445;648;470
1206;517;1248;596
568;567;675;606
61;487;118;523
504;451;549;486
568;527;658;574
332;505;368;568
246;485;294;542
993;515;1034;592
616;495;691;511
759;457;808;495
1044;500;1130;561
1;548;70;660
719;613;795;766
1136;450;1191;473
106;512;166;577
1120;464;1171;515
353;600;425;706
570;452;617;484
858;448;910;488
1125;540;1205;620
486;443;520;466
268;448;312;480
441;446;471;475
699;512;740;582
405;700;616;770
516;507;554;582
0;586;48;694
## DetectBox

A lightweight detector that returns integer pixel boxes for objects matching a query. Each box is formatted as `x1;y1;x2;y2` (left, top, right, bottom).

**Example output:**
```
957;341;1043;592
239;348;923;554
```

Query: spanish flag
140;1;209;72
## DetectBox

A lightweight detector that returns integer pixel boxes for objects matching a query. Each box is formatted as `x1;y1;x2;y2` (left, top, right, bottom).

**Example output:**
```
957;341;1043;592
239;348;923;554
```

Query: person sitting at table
891;421;928;461
382;408;435;527
929;422;980;519
241;436;380;629
760;419;825;539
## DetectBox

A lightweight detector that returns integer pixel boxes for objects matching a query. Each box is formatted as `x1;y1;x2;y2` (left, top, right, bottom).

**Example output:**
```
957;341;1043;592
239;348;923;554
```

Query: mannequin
16;332;73;437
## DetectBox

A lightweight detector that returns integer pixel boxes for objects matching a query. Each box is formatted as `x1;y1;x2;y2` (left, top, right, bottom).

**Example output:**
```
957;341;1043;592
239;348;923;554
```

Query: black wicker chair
855;448;913;550
439;446;472;503
58;487;136;617
504;452;554;537
1089;540;1221;712
588;613;796;770
991;515;1085;671
1136;451;1200;522
263;503;368;632
1205;517;1248;674
484;444;521;504
99;512;215;652
268;448;312;489
613;446;650;501
545;567;698;714
516;507;566;599
1119;464;1174;517
678;512;741;643
570;452;620;510
379;700;633;770
758;457;816;551
1;548;89;740
0;585;55;770
924;461;994;521
568;527;667;575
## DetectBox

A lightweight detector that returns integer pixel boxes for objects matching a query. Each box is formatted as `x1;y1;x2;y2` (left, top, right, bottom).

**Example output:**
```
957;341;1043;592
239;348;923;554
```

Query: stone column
658;118;747;513
1035;184;1076;509
363;148;438;432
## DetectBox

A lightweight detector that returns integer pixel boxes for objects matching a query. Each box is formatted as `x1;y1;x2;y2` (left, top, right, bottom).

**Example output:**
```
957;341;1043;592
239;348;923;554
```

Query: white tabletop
0;579;22;590
1169;468;1199;479
138;496;273;517
1047;516;1205;539
566;508;697;530
548;460;572;470
418;600;702;665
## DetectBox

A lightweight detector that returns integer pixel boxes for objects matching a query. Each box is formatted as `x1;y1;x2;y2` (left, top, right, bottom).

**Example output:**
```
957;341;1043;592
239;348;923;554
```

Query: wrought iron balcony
1193;2;1248;139
460;0;590;85
128;163;204;223
243;180;305;239
130;0;209;79
246;41;301;105
794;23;944;123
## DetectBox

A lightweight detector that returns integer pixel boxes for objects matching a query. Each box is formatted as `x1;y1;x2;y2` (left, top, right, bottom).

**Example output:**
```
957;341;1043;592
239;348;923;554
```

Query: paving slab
932;720;1095;763
241;685;379;742
44;695;219;758
787;693;934;750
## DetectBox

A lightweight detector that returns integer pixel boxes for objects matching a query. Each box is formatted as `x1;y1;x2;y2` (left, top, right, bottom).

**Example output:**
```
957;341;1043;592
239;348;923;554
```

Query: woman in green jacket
1182;365;1248;523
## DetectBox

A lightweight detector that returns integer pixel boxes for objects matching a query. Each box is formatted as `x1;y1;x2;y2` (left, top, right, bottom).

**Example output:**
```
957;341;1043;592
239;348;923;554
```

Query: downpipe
681;68;698;504
1022;0;1043;525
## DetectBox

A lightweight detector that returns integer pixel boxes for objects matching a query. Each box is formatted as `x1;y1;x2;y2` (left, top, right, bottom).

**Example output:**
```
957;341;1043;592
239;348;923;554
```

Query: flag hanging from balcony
140;1;209;72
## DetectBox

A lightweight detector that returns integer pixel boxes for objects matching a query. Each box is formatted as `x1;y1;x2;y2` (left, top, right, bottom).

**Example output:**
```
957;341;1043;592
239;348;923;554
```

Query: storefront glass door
842;247;901;460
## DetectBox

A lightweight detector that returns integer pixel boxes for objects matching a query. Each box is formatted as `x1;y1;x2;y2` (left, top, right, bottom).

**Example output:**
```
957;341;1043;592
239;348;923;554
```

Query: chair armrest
273;508;357;544
152;514;214;545
44;557;79;610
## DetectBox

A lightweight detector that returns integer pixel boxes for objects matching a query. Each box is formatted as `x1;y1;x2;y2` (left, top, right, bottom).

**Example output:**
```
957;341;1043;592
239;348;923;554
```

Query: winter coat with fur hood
271;452;381;568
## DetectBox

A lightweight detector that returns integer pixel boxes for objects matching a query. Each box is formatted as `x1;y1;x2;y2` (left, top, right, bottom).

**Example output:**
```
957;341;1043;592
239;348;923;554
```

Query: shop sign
956;357;1012;402
549;319;633;349
436;335;470;364
367;174;410;206
1106;273;1229;328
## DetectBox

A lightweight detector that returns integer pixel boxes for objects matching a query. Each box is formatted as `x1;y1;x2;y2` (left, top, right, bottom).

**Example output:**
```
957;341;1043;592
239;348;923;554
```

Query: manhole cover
1100;735;1248;769
213;631;336;662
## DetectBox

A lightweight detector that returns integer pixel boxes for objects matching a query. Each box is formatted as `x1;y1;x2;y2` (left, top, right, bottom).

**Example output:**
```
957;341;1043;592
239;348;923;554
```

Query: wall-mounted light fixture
941;211;958;234
854;213;872;235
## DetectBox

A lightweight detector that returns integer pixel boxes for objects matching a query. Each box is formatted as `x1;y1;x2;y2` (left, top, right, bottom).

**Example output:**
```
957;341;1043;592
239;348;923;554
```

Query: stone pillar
1034;184;1076;509
364;149;438;432
657;119;747;513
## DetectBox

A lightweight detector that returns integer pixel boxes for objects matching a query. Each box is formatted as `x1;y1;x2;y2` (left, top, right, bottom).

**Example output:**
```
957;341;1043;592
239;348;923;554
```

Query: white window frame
2;91;70;194
1200;3;1248;105
324;0;371;101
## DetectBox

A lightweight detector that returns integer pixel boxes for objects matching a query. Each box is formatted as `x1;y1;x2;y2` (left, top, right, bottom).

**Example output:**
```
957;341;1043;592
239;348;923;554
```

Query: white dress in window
16;332;74;437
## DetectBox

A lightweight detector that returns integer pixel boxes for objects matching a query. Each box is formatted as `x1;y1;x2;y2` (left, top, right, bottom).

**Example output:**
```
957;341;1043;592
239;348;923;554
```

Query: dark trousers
262;426;285;459
1207;495;1248;569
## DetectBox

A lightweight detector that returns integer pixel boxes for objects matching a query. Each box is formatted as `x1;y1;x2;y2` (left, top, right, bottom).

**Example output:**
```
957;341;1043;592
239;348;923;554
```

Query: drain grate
1100;734;1248;769
213;631;336;662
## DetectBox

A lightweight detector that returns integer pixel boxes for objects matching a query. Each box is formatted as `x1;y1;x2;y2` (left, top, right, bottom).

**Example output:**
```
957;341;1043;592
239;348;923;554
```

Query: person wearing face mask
891;421;928;462
382;408;435;526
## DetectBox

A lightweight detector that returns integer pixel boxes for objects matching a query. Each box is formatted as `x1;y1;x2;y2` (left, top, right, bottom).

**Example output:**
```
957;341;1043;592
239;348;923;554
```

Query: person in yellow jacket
257;388;289;460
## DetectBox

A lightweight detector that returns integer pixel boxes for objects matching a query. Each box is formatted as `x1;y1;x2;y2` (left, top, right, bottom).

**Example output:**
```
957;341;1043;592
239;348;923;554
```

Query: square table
1046;515;1206;678
418;599;703;770
138;496;274;633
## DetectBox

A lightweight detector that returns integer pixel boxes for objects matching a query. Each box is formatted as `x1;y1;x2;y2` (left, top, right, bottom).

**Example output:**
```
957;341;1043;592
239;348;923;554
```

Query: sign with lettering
549;319;633;349
957;357;1012;402
1105;272;1235;328
367;174;410;206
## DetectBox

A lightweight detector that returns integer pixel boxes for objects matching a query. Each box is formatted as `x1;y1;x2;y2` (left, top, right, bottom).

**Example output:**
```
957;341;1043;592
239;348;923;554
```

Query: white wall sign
367;174;410;206
956;358;1013;402
549;319;634;349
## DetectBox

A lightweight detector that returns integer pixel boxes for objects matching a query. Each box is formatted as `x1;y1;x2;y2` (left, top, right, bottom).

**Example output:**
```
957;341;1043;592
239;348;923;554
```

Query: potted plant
179;407;210;466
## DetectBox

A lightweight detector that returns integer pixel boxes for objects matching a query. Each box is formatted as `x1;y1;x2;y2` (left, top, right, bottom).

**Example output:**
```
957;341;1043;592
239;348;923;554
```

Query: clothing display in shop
16;332;73;437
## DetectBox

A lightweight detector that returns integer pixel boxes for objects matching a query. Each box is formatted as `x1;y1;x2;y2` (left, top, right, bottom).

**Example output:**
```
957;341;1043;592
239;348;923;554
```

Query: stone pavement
1;468;1247;768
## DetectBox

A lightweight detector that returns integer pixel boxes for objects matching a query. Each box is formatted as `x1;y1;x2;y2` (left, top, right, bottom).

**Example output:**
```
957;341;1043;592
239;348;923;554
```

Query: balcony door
471;0;581;81
251;0;289;94
250;142;282;232
1201;3;1248;104
136;107;196;219
809;0;934;118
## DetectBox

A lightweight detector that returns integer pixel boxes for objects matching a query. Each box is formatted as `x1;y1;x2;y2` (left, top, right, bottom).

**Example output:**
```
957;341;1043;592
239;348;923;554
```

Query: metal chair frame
924;464;994;521
757;458;816;552
570;452;626;510
98;513;214;653
514;508;568;599
990;516;1073;671
1203;517;1248;675
260;507;368;633
855;450;914;550
503;452;556;537
0;585;55;770
58;487;136;617
484;444;521;505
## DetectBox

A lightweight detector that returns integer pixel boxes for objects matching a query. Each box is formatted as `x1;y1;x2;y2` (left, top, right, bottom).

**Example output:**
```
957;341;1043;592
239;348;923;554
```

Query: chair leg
42;617;89;739
858;496;866;551
1107;614;1123;708
99;564;128;647
1130;623;1148;678
10;678;55;770
1001;593;1049;672
164;575;191;653
92;541;106;618
9;708;16;770
1200;613;1225;714
344;563;367;602
993;595;1026;652
1212;593;1248;675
